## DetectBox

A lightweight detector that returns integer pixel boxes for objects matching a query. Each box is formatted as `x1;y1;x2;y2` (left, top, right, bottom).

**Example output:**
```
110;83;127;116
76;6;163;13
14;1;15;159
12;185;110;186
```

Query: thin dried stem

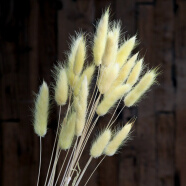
36;137;42;186
84;155;106;186
70;116;99;179
63;94;100;186
47;145;60;186
61;137;79;186
54;149;69;186
108;105;125;129
74;156;93;186
87;65;100;111
44;105;62;186
106;98;122;129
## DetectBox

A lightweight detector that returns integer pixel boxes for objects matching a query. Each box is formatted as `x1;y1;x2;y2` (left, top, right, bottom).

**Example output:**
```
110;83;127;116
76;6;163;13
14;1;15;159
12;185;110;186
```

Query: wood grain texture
0;0;186;186
175;1;186;186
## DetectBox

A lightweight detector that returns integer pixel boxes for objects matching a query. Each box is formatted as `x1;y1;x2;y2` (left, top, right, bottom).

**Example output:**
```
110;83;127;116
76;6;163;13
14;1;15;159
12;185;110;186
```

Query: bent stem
60;137;79;186
74;156;93;186
37;136;42;186
68;95;101;182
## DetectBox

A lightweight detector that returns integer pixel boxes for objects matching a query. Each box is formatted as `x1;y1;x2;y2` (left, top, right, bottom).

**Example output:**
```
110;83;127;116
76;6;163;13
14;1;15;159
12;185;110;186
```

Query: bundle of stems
33;8;159;186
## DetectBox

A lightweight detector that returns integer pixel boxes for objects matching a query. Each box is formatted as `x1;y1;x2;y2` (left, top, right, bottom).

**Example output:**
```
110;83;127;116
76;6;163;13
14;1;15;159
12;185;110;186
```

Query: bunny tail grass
58;112;76;150
96;84;131;116
116;36;136;68
90;129;112;158
34;81;49;137
93;8;109;66
102;23;120;67
74;64;95;96
126;59;143;86
98;63;119;94
104;122;133;156
67;34;82;87
124;68;158;107
75;77;88;136
54;67;68;105
113;53;138;87
73;36;86;75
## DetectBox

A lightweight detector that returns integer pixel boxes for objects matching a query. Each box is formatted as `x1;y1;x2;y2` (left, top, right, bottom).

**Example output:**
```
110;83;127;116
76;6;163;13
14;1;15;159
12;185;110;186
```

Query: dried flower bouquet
33;8;159;186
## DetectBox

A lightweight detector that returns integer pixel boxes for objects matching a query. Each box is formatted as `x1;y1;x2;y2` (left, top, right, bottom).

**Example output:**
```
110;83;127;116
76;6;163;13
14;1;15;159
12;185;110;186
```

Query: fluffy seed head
58;112;76;150
102;24;120;67
74;64;95;96
96;84;131;116
67;35;82;87
116;36;136;68
104;122;132;156
113;53;138;87
75;77;88;136
93;9;109;66
54;67;68;105
90;129;112;158
126;59;143;86
98;63;119;94
33;81;49;137
73;36;86;75
68;35;82;70
124;69;157;107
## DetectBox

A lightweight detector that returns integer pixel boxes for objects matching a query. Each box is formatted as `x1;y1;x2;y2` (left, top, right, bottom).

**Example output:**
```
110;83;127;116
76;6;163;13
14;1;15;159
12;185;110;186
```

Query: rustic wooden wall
0;0;186;186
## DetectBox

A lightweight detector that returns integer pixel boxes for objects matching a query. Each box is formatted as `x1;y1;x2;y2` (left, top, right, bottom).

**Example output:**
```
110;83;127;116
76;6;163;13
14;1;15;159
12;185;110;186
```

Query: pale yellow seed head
98;63;119;94
67;70;79;89
74;64;95;96
102;25;120;67
124;70;157;107
68;35;82;71
104;122;132;156
58;112;76;150
73;37;86;75
126;59;143;86
90;129;112;158
75;77;88;136
116;36;136;68
67;35;82;87
54;67;68;105
34;81;49;137
113;53;138;87
96;84;131;116
93;9;109;66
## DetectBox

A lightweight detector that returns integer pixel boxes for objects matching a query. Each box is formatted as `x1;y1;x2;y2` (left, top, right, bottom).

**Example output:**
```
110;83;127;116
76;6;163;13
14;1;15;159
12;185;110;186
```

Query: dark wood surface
0;0;186;185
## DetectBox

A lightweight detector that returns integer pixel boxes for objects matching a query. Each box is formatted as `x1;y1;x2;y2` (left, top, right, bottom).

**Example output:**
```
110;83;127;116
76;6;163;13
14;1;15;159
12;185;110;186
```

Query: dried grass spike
74;64;95;96
73;36;86;75
98;63;119;94
90;129;111;158
54;67;68;105
104;122;133;156
102;24;120;67
93;8;109;66
113;53;138;87
58;112;76;150
96;84;131;116
67;34;82;87
116;36;136;68
34;81;49;137
75;77;88;136
126;59;143;86
124;69;158;107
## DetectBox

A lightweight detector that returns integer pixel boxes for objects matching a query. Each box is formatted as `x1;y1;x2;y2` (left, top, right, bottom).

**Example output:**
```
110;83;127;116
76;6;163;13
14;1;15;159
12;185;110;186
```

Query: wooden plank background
0;0;186;185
